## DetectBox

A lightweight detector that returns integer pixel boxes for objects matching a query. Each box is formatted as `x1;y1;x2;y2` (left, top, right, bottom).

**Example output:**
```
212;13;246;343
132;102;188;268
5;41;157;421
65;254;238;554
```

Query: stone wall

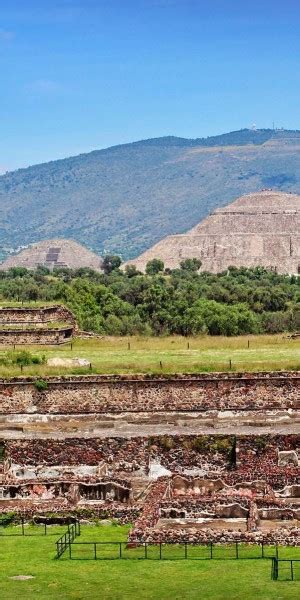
129;521;300;545
0;305;77;328
0;372;298;414
0;327;73;345
0;477;132;503
0;372;298;438
4;435;299;491
0;505;139;524
0;304;76;345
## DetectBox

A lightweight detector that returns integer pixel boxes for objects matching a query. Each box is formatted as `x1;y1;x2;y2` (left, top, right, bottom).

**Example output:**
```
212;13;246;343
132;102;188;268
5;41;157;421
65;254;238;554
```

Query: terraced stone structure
0;239;103;272
128;190;300;274
0;305;76;345
0;371;299;545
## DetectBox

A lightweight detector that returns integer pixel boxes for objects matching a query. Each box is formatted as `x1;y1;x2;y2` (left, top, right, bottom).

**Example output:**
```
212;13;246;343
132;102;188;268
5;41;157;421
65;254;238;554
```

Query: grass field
0;524;299;599
0;334;299;377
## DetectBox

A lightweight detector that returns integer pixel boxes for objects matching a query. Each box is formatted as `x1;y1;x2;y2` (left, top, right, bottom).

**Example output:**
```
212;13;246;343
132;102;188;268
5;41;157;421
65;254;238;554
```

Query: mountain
1;128;300;260
127;190;300;274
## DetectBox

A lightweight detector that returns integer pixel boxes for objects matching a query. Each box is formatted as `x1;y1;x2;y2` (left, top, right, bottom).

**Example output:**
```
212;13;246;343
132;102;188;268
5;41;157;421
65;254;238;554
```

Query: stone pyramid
128;190;300;274
0;239;103;271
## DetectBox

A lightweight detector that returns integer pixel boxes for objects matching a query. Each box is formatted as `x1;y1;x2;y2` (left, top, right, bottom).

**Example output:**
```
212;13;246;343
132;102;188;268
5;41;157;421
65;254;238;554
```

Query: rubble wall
0;372;299;414
0;327;73;345
0;305;76;327
5;434;300;490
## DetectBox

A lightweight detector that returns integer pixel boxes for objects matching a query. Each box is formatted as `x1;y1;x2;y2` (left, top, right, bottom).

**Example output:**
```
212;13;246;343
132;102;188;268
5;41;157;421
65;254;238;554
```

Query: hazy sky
1;0;300;171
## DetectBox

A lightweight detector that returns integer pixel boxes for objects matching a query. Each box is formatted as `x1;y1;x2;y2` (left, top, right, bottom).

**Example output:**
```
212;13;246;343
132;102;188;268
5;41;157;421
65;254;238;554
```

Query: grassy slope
0;525;299;599
0;334;299;377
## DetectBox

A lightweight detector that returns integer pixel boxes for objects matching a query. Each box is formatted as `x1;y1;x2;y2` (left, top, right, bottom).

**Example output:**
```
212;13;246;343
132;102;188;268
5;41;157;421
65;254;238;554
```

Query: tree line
0;257;299;336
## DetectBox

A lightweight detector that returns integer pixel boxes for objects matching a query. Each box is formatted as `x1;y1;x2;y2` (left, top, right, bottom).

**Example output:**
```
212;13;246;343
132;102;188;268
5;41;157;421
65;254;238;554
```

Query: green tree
124;265;141;278
145;258;164;275
180;258;202;272
102;255;122;275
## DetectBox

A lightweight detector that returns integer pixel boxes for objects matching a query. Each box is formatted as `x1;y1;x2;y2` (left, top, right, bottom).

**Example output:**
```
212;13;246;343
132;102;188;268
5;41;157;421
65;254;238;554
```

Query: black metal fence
0;517;73;537
271;558;300;581
54;528;300;583
56;522;81;558
61;540;280;561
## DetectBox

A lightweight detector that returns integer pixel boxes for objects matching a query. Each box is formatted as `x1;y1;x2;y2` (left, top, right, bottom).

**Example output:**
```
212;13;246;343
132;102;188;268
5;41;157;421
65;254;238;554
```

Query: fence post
184;542;187;559
274;558;277;580
210;542;213;559
261;542;264;558
271;558;273;580
119;543;122;558
160;543;162;560
21;518;25;536
94;543;97;560
291;561;294;581
271;558;275;580
144;543;148;559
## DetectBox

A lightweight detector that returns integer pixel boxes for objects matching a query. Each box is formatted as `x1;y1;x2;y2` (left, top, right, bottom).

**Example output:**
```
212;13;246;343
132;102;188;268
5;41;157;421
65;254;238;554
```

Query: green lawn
0;524;299;599
0;333;299;377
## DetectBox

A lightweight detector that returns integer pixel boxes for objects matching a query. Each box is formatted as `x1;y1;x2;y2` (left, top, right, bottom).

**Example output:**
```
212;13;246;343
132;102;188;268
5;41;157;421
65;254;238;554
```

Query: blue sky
1;0;300;171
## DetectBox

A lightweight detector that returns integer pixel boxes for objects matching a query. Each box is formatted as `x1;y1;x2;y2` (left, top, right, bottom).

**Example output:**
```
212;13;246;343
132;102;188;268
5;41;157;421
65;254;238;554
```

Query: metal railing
55;521;81;558
0;517;73;537
271;558;300;581
60;540;280;561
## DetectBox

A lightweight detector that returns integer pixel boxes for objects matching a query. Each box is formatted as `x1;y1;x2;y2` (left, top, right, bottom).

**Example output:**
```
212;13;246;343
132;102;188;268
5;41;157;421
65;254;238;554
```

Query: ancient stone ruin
0;371;299;545
127;190;300;274
0;238;103;272
0;305;76;345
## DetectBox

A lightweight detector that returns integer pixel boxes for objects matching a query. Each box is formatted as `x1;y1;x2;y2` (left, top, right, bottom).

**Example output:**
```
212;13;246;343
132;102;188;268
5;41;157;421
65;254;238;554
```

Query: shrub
0;511;16;526
8;350;45;367
34;379;48;392
158;435;175;450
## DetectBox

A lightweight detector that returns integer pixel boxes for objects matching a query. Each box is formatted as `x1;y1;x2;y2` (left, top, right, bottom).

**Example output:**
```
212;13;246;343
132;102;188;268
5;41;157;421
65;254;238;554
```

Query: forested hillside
0;262;299;336
1;128;300;260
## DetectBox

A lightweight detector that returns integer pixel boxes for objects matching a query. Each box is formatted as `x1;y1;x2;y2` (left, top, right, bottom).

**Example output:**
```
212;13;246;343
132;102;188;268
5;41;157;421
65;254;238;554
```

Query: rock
47;357;91;367
9;575;35;580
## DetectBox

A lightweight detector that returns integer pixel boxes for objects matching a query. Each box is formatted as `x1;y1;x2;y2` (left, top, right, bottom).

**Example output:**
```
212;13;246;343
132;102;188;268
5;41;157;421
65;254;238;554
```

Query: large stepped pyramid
128;190;300;274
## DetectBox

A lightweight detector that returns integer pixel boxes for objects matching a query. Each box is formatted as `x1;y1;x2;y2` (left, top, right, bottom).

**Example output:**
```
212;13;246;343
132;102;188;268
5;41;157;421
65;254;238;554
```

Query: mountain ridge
1;128;300;261
4;128;300;176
